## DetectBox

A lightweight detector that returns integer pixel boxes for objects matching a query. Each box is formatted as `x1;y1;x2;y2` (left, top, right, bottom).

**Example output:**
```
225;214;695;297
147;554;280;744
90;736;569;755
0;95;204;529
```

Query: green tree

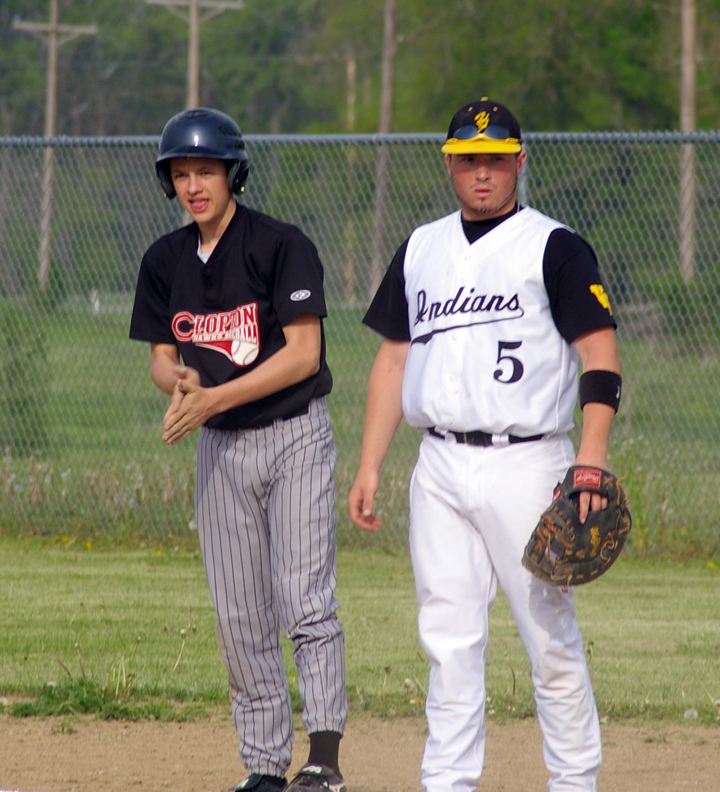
310;0;720;133
0;1;49;134
201;0;327;133
2;1;720;135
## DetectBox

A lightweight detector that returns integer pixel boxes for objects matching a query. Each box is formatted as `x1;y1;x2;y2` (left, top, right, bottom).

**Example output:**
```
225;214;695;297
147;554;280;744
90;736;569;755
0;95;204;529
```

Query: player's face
444;151;526;221
170;157;234;229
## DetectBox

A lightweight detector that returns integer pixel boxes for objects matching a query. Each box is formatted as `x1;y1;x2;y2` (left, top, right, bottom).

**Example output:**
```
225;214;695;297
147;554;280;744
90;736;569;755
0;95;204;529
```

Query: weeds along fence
0;131;720;555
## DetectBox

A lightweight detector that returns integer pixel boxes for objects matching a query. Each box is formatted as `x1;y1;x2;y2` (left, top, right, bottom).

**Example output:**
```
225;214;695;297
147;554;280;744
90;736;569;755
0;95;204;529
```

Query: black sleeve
129;238;178;345
270;226;328;326
543;229;617;344
362;239;411;341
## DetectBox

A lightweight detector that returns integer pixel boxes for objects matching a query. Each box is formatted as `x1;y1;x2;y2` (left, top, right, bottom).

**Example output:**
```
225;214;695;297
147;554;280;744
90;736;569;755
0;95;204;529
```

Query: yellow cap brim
441;139;522;155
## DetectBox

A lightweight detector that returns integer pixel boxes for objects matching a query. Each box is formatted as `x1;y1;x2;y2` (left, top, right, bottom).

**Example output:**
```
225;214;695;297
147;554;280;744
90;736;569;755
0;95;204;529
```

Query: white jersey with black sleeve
401;207;577;437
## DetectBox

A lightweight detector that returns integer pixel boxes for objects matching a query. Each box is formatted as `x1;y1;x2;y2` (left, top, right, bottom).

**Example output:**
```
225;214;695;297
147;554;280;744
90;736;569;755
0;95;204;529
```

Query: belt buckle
464;431;493;447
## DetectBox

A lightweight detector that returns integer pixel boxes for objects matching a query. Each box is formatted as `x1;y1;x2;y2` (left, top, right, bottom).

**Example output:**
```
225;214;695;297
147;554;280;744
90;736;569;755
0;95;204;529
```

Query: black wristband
579;370;622;412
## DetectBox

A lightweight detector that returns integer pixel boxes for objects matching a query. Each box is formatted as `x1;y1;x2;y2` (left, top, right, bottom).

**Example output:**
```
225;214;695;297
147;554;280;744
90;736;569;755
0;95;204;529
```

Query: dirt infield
1;713;718;792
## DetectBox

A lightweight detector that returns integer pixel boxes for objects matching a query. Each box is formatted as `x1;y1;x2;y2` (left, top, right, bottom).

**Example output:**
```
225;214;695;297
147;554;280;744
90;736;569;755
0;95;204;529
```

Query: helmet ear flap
227;160;250;194
155;162;176;199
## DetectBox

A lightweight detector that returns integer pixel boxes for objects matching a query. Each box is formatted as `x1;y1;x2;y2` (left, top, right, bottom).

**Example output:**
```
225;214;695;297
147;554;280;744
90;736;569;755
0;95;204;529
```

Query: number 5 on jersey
494;340;523;383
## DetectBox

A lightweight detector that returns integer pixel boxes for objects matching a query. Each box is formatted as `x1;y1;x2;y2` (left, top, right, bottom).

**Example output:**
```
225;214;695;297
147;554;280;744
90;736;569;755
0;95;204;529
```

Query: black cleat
286;764;346;792
230;774;288;792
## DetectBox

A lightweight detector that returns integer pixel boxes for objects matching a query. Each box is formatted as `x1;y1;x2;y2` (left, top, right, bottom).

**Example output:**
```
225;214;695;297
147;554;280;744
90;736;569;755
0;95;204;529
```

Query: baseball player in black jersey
349;99;622;792
129;108;347;792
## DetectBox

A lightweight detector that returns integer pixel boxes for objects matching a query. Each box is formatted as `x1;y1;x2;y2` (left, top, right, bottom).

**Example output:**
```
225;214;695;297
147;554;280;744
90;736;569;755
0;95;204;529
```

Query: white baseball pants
409;432;601;792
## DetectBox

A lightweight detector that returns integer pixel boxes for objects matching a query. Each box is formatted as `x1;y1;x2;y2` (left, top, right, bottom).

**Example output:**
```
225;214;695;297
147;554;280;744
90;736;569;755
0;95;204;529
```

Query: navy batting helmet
155;107;250;199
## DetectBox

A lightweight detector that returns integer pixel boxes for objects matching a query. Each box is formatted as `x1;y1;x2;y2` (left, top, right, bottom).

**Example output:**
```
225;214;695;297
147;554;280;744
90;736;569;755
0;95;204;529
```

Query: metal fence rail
0;132;719;553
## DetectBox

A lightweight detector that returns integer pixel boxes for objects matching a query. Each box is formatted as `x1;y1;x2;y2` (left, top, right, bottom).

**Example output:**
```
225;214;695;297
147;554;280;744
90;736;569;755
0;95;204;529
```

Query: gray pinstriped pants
195;397;347;777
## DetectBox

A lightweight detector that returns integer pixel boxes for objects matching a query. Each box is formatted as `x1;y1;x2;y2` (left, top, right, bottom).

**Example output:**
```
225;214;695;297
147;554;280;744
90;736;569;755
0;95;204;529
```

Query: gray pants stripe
196;397;347;776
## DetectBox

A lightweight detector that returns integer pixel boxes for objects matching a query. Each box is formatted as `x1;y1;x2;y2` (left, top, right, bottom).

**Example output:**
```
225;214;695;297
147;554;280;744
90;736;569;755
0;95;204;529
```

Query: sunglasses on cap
448;124;519;143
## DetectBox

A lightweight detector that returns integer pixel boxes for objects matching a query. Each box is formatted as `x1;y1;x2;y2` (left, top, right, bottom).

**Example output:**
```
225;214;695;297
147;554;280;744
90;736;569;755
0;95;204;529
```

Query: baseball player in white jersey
348;98;622;792
130;108;347;792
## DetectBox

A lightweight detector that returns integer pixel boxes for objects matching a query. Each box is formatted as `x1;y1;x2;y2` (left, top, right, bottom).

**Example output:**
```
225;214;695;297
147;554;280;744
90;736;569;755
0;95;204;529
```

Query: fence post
680;0;696;283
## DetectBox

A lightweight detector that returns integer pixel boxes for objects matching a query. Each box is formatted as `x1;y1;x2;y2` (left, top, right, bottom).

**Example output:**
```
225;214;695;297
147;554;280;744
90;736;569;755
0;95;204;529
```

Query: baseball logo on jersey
172;302;260;367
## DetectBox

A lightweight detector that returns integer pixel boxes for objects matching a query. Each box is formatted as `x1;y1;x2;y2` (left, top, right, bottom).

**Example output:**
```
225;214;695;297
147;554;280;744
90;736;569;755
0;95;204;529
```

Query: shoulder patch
290;289;312;302
589;284;612;315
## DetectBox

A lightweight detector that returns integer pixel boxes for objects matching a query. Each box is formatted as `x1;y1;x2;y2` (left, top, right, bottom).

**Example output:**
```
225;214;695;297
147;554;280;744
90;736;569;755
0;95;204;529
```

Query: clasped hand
162;366;212;445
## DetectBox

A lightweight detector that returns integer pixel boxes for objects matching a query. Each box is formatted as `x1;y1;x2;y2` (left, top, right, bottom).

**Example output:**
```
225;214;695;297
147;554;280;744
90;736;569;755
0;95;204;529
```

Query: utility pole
344;49;358;304
680;0;696;283
370;0;397;299
346;51;356;132
146;0;244;109
13;0;97;291
378;0;396;137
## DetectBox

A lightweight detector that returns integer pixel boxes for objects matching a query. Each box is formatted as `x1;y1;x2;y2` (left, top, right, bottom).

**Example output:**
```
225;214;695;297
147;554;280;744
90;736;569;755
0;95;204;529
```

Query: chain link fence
0;132;719;555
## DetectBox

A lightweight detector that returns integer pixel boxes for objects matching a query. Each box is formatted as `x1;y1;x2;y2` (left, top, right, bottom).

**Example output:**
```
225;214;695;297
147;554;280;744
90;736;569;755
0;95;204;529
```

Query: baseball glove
522;466;631;589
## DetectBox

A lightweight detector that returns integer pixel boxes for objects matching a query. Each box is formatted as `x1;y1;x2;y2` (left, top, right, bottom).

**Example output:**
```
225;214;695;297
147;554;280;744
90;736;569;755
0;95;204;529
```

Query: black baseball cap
442;98;522;155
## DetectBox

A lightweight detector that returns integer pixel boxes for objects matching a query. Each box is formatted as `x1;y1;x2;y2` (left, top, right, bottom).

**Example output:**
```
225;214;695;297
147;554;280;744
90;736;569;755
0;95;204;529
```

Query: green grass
608;337;720;556
2;301;720;556
1;537;719;725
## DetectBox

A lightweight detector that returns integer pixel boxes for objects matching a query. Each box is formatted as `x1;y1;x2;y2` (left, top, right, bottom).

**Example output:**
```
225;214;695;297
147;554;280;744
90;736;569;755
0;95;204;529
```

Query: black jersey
364;206;616;344
129;204;332;430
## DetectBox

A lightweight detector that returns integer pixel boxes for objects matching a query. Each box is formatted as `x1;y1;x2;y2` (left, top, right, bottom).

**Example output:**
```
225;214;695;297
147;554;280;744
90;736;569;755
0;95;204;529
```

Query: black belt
251;404;309;430
428;427;544;447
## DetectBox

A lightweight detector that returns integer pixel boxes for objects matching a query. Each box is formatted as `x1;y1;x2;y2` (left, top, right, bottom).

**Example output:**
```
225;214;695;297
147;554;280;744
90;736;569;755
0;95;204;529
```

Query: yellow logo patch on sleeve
589;284;613;315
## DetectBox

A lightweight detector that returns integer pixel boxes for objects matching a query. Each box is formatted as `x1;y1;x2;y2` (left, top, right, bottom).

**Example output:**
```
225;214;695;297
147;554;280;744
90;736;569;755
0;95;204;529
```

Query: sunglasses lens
482;124;512;140
451;125;482;140
449;124;513;141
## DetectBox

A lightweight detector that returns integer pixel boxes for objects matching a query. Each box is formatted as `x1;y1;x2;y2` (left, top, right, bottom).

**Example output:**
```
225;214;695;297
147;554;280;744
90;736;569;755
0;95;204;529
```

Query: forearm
574;402;615;468
150;343;180;396
357;388;403;478
160;315;323;444
203;342;320;417
572;325;622;470
357;340;407;474
348;338;408;530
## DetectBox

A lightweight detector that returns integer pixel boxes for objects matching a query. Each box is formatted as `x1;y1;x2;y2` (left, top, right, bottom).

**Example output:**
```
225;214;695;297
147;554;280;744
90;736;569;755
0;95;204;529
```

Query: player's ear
444;153;453;175
516;150;527;176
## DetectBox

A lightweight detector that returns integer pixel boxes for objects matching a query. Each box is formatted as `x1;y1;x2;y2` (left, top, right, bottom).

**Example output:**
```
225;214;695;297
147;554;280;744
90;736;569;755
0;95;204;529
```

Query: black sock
307;731;342;776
